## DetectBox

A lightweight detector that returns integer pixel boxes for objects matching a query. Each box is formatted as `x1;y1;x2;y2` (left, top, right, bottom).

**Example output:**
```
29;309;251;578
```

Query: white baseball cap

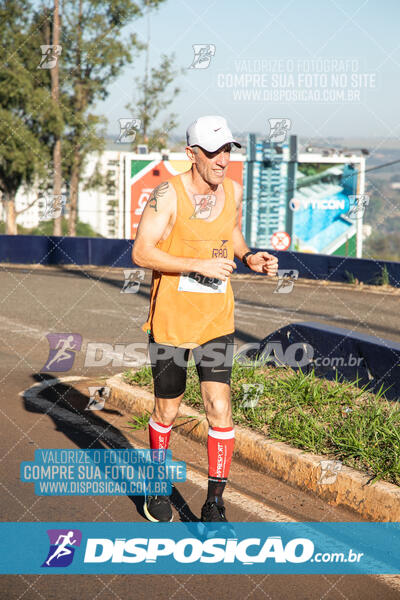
186;115;241;152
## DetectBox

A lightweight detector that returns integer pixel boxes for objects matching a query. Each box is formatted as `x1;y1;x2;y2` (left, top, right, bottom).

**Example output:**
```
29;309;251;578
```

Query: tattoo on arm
148;181;169;212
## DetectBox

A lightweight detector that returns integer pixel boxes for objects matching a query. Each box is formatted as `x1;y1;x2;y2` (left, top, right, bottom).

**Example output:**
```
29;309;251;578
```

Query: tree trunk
68;148;80;237
67;0;83;238
52;0;62;236
4;192;17;235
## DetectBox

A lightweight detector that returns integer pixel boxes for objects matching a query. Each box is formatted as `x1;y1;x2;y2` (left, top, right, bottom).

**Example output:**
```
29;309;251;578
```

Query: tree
1;0;169;236
126;53;182;151
51;0;62;236
58;0;166;236
0;0;55;234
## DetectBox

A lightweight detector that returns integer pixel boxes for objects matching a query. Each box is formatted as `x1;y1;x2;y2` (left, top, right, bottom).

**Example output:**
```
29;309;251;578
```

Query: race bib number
178;272;227;294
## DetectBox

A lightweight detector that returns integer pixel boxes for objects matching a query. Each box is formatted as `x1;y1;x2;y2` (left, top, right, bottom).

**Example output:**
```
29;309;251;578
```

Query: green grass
128;412;151;430
123;363;400;486
379;265;390;286
345;270;357;284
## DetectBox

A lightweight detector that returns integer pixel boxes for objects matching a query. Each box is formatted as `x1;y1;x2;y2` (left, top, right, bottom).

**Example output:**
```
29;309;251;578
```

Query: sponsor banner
20;449;186;496
128;157;243;238
1;522;399;574
292;162;359;254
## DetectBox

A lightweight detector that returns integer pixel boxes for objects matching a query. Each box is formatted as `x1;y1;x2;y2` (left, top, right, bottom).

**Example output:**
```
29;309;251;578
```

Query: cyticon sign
0;522;399;575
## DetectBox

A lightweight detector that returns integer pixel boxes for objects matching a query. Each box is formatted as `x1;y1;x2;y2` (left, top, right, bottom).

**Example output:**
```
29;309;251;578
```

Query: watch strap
242;251;253;268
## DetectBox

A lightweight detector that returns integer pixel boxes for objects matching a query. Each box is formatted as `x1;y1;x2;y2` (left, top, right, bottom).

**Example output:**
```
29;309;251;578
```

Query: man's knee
203;392;232;427
152;396;182;425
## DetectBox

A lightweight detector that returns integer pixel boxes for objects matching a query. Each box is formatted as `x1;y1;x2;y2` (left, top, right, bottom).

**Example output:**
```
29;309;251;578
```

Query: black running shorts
148;333;235;399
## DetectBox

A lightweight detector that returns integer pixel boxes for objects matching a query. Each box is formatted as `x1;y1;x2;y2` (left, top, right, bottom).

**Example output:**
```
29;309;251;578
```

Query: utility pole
142;0;150;143
285;135;298;250
51;0;62;236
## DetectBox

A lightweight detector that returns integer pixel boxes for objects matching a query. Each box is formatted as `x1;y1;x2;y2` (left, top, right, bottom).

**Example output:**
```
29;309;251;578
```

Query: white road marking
184;468;296;522
0;315;47;340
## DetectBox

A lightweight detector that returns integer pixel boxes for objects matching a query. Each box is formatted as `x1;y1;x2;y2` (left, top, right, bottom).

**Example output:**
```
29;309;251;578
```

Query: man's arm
232;181;251;261
231;181;278;276
132;181;236;280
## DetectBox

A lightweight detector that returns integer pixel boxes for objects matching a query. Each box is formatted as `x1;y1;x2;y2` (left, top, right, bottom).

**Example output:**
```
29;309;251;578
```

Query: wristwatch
241;251;253;269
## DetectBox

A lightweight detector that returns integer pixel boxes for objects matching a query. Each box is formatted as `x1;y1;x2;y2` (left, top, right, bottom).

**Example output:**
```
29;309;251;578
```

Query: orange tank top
142;173;236;348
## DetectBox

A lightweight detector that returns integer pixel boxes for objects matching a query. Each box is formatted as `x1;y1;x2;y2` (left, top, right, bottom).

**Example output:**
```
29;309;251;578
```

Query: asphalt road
1;264;399;599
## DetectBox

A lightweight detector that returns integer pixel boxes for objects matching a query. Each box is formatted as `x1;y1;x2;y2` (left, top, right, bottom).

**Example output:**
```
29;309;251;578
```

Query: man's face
191;143;232;185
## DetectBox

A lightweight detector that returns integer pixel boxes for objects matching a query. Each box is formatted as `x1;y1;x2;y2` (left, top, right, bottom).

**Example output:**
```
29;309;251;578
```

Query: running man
45;531;77;565
132;115;278;523
45;335;77;370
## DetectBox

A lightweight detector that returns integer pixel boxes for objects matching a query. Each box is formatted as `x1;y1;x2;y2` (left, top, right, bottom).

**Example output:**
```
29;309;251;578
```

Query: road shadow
21;373;200;523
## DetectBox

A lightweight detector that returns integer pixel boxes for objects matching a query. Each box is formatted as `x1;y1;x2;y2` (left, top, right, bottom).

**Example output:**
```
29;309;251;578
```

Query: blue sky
97;0;400;140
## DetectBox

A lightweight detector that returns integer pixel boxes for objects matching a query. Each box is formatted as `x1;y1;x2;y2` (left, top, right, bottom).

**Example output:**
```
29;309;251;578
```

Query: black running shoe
143;495;173;522
201;500;227;522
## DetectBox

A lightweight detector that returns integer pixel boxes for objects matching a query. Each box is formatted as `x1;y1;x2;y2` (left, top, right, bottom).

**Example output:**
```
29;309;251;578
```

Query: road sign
271;231;291;251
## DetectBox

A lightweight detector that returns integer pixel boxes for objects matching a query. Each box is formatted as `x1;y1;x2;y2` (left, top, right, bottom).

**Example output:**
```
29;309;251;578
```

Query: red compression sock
207;426;235;478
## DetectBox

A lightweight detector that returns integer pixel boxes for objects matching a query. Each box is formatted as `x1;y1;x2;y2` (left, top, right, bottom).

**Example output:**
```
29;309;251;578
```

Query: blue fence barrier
0;235;134;269
245;321;400;401
0;235;399;286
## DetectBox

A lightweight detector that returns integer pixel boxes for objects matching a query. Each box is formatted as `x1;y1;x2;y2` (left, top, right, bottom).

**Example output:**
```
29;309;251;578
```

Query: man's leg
144;336;189;522
201;380;234;518
149;396;182;451
193;334;235;521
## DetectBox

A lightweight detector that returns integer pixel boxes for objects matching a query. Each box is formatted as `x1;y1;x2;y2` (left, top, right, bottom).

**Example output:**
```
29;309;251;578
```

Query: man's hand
247;252;278;276
195;258;237;281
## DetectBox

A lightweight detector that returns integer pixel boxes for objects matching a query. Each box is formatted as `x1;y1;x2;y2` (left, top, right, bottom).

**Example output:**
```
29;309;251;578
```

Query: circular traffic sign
270;231;291;251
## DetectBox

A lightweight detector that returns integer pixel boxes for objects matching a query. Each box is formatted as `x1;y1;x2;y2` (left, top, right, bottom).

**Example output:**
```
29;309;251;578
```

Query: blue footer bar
0;522;399;574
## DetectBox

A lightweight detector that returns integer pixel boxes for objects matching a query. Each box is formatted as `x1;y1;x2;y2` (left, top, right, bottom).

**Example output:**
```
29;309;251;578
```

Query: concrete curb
106;373;400;522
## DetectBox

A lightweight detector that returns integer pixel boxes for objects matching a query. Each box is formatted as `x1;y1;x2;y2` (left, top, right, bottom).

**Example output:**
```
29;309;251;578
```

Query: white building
0;184;41;231
78;149;124;239
1;149;125;237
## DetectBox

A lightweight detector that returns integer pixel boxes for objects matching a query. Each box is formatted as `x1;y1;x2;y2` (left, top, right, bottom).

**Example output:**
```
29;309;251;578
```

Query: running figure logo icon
241;383;264;408
347;194;369;219
41;333;82;372
188;44;216;69
121;269;145;293
40;194;66;220
190;194;216;219
268;118;291;143
274;269;299;293
37;45;62;69
116;118;141;143
85;386;110;411
317;460;342;485
42;529;82;568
